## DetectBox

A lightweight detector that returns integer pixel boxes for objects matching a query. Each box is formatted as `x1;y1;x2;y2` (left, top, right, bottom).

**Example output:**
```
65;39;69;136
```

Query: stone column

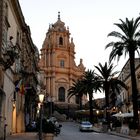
48;50;50;67
47;76;51;95
51;72;55;97
44;49;47;67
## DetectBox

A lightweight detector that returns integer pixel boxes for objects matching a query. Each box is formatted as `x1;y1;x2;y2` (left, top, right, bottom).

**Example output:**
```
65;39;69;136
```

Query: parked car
79;121;93;132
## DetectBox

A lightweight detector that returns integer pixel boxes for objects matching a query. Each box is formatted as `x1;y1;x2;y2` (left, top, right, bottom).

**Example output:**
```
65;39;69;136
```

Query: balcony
1;40;19;69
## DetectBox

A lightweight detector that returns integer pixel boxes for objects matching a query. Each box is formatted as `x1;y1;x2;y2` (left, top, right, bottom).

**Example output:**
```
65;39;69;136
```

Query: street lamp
96;110;99;115
47;96;54;116
38;92;44;140
39;93;45;103
96;110;99;123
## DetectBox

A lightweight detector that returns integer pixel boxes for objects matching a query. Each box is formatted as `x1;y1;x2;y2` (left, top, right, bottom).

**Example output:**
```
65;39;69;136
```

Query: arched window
0;90;5;115
0;94;2;114
59;37;63;45
58;87;65;102
60;60;64;68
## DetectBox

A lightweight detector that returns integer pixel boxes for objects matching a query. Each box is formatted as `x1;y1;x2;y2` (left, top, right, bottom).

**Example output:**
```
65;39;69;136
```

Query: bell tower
39;12;85;106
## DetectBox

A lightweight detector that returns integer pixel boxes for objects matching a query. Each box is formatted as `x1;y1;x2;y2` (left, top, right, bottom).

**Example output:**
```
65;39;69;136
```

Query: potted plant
128;119;137;136
42;118;55;140
114;120;122;133
102;120;108;132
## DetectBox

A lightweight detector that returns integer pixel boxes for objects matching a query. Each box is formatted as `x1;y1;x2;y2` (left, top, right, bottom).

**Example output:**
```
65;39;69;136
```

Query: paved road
54;122;131;140
7;122;138;140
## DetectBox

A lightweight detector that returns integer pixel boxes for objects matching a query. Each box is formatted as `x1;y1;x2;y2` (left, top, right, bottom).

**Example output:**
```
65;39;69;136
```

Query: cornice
10;0;26;28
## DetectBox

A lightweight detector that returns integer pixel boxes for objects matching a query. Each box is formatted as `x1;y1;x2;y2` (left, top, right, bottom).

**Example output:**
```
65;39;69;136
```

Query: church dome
50;12;67;32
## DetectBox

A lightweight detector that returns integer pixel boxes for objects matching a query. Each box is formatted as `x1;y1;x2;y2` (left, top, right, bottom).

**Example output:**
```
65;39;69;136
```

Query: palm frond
105;42;115;49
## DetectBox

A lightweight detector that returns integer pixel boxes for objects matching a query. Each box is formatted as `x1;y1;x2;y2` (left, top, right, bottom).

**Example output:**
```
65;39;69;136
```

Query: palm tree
81;70;102;124
94;62;127;127
105;16;140;129
68;79;84;110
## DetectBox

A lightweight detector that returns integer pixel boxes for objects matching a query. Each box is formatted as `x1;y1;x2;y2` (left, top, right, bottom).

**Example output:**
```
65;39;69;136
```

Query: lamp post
96;110;99;122
47;96;54;117
38;92;44;140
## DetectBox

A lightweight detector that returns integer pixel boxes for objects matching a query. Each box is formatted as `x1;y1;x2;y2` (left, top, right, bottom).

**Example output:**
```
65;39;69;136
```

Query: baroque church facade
39;12;86;107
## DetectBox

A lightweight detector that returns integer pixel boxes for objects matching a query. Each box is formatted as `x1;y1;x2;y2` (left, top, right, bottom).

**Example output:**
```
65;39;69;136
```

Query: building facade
39;12;86;110
117;58;140;117
0;0;39;138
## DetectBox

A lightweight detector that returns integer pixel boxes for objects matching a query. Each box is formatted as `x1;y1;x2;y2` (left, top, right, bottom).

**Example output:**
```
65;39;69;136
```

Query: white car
79;121;93;132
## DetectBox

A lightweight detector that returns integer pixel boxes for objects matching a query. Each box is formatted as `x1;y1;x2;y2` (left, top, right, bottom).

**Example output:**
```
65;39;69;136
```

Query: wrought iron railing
1;41;19;69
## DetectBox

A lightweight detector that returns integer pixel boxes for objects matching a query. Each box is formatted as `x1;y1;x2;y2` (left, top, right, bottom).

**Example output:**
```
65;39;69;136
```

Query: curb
108;131;140;140
92;127;140;140
92;127;102;133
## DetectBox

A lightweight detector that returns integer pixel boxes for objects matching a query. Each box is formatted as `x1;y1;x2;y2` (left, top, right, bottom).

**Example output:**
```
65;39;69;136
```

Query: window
59;37;63;45
5;3;8;18
58;87;65;102
15;58;21;73
0;94;2;114
0;90;4;114
60;60;64;68
16;31;20;45
4;3;10;50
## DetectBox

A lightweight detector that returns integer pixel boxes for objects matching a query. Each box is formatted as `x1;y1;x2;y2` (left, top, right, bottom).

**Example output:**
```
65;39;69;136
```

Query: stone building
0;0;39;138
117;58;140;117
39;12;86;112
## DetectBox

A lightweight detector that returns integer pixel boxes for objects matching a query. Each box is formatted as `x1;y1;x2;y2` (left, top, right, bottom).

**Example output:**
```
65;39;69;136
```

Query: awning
112;112;133;118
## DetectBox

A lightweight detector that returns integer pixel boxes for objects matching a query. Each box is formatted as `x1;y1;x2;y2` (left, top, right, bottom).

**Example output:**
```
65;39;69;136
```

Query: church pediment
57;53;67;59
56;78;68;83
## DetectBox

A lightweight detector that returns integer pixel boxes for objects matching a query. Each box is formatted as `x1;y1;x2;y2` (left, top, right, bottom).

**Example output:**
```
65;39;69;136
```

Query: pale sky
19;0;140;98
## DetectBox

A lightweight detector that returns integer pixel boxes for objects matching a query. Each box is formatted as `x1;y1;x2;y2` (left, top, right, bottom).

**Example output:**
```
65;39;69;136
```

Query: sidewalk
108;131;140;140
92;126;140;140
6;132;38;140
6;132;57;140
